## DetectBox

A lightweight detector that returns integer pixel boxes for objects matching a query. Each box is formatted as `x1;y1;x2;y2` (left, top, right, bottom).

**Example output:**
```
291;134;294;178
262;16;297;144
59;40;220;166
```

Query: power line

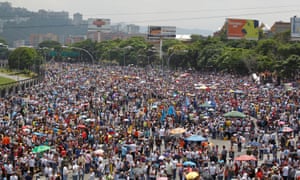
126;9;300;24
83;4;300;16
1;4;300;18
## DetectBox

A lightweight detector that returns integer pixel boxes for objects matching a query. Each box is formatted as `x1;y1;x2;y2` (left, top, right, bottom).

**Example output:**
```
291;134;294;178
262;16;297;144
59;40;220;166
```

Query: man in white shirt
209;161;217;180
5;161;13;180
28;156;35;176
63;165;69;180
44;164;50;179
10;172;18;180
171;158;178;179
281;163;289;180
72;162;79;180
159;127;165;141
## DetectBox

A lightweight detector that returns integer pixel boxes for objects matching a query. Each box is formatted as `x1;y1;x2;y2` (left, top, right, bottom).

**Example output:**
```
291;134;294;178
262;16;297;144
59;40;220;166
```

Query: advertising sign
148;26;176;40
291;16;300;39
88;18;111;32
227;18;259;40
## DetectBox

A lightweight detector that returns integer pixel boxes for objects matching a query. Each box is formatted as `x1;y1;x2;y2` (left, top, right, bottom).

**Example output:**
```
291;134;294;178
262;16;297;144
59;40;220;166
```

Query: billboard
227;18;259;40
148;26;176;40
88;18;111;32
291;16;300;39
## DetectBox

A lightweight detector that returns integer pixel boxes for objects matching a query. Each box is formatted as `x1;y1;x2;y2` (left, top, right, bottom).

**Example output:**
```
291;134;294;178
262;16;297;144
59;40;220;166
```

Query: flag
168;105;176;117
161;108;166;122
185;96;190;107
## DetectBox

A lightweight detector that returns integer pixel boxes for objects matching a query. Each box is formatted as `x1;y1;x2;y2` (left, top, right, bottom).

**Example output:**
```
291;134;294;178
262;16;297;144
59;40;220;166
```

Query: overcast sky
6;0;300;32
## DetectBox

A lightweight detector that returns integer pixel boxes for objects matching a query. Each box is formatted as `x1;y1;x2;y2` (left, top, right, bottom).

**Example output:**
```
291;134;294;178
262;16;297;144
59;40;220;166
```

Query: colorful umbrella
199;102;214;108
169;127;186;135
185;171;200;180
32;145;51;153
223;111;246;118
77;124;86;129
93;149;104;156
234;155;257;161
156;177;168;180
33;132;47;136
199;85;208;90
230;89;244;94
279;127;293;133
183;161;196;166
22;125;32;129
247;141;261;147
185;135;208;142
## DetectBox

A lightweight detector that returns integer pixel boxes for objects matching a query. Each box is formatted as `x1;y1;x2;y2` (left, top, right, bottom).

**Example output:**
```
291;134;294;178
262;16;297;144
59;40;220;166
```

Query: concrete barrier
0;77;42;98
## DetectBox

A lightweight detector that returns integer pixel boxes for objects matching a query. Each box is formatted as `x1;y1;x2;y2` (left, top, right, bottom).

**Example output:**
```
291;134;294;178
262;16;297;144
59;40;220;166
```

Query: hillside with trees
0;2;87;46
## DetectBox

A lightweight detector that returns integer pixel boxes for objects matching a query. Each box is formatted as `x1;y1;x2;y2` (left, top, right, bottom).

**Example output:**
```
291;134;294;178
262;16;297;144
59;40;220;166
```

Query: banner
148;26;176;40
227;18;259;40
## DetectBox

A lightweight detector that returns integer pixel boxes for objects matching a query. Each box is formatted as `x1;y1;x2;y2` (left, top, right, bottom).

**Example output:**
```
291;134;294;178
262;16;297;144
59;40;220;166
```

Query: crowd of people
0;62;299;180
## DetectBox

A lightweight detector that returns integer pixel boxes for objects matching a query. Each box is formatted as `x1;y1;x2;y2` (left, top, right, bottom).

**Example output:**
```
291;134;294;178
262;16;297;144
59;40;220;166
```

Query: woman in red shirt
256;167;264;179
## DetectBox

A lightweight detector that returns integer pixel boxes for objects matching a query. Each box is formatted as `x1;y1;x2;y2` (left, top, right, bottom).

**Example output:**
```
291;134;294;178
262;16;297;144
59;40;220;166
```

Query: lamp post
62;46;95;65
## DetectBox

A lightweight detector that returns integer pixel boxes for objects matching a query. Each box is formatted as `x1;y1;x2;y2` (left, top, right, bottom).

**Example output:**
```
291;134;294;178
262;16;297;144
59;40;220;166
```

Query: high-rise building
73;13;83;25
126;24;140;34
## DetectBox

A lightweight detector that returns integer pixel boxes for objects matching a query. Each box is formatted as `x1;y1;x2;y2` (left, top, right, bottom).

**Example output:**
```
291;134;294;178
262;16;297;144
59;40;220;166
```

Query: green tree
166;45;189;69
0;37;7;45
278;42;300;59
8;47;38;70
277;55;300;80
196;39;224;71
72;39;97;63
96;40;119;65
225;39;257;49
217;47;249;74
256;39;279;57
256;55;275;72
37;41;61;62
38;40;61;49
273;30;291;44
115;37;150;65
190;34;205;43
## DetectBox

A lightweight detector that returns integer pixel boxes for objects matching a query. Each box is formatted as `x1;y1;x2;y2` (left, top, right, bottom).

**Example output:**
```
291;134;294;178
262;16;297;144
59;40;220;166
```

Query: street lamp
62;46;95;64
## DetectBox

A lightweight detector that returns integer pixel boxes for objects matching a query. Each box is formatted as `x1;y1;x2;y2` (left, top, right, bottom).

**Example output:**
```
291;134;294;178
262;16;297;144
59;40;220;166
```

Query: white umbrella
94;149;104;156
159;155;165;160
85;118;95;122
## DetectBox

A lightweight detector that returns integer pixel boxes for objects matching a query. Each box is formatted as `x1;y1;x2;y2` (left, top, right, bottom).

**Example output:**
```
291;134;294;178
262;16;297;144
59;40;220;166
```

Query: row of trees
1;30;300;81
